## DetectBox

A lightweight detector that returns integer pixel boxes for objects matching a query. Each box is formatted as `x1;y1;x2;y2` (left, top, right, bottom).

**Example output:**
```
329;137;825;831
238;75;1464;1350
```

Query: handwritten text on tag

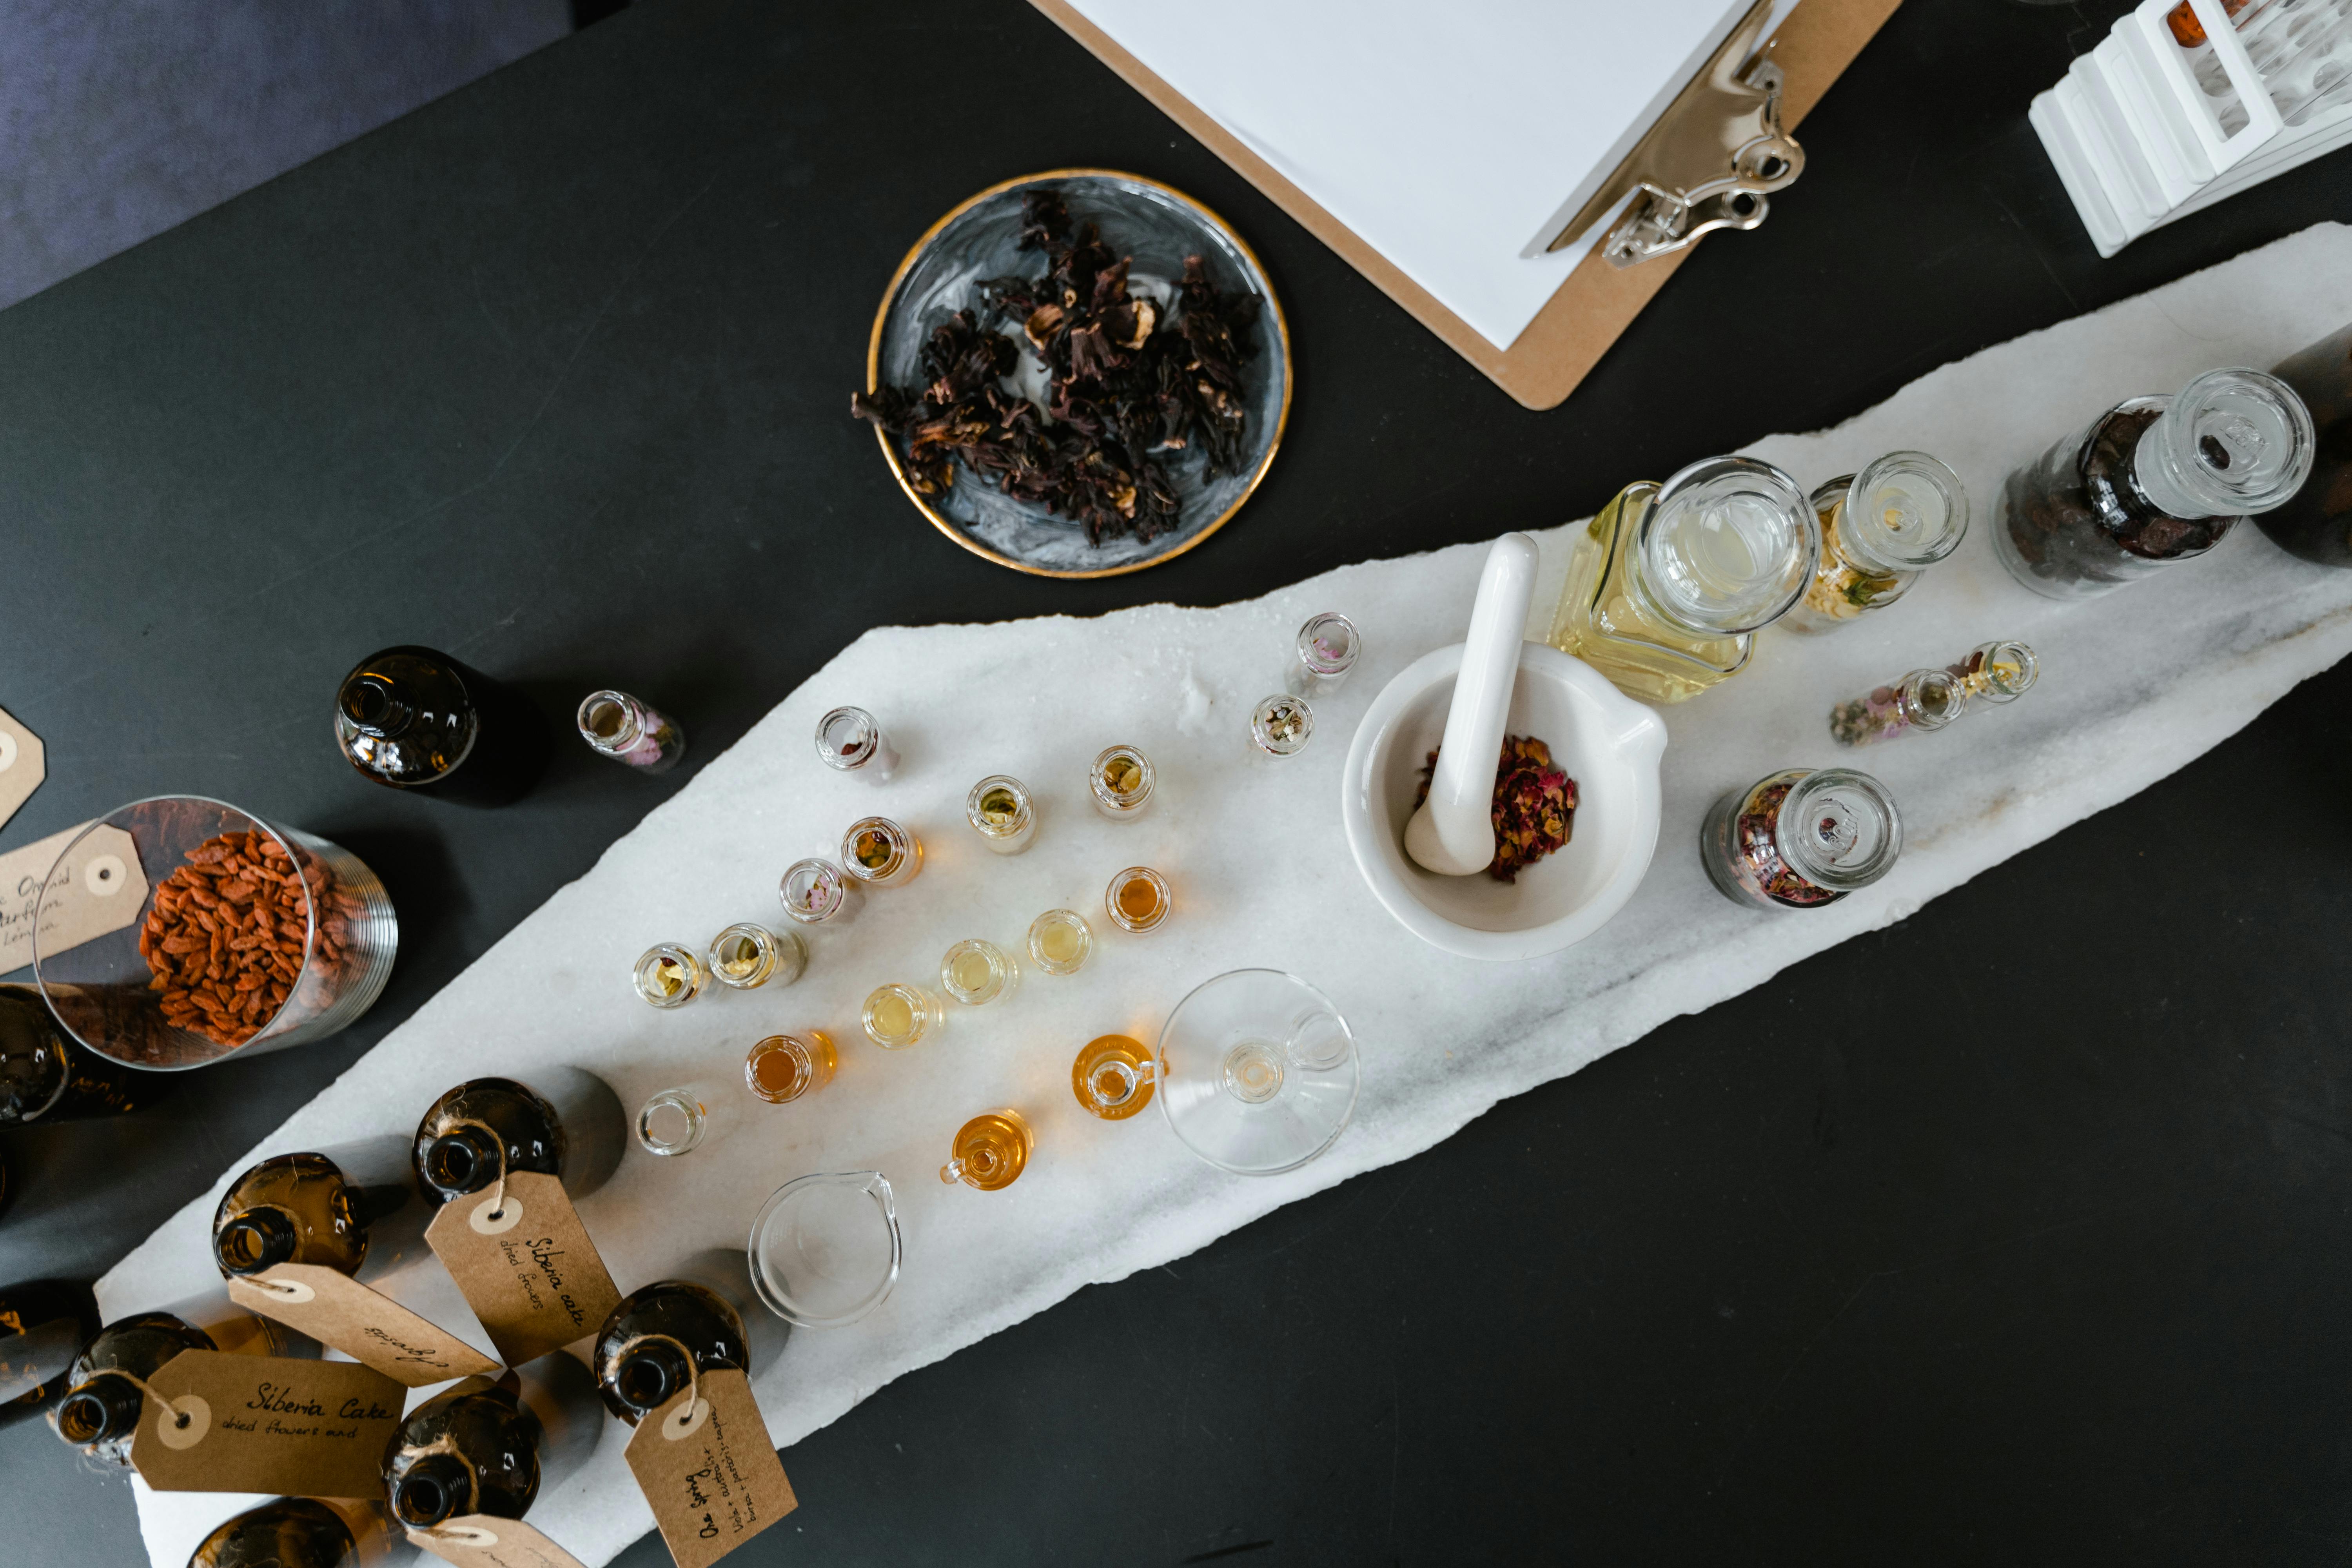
426;1171;621;1367
129;1349;403;1497
227;1264;500;1387
624;1368;796;1568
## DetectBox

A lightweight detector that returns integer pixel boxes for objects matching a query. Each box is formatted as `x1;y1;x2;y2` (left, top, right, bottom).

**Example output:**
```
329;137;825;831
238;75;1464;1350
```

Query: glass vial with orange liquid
840;817;921;888
940;1109;1033;1191
1104;867;1171;934
1072;1035;1157;1121
745;1033;836;1105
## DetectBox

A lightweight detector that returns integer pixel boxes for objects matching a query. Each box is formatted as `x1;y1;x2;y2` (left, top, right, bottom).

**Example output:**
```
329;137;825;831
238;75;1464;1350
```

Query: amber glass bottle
592;1280;752;1425
2259;323;2352;566
334;646;550;806
54;1299;299;1468
384;1376;547;1528
189;1499;358;1568
412;1071;625;1209
0;983;160;1126
0;1279;98;1419
211;1135;418;1280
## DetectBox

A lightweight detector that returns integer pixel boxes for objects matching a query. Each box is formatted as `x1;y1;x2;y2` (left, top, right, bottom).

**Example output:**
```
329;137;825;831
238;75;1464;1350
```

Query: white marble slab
101;223;2352;1567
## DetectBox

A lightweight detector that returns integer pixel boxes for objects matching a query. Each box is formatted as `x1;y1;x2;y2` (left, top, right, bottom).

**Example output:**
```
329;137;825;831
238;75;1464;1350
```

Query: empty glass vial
815;706;898;780
189;1500;360;1568
211;1135;418;1281
965;775;1037;855
1994;367;2314;599
1782;452;1969;633
577;690;685;774
1105;867;1171;934
636;1082;733;1158
1546;456;1818;703
1027;909;1093;976
1286;612;1361;697
706;924;804;991
939;939;1018;1005
840;817;922;887
745;1032;837;1105
1089;744;1154;819
1073;1034;1158;1122
633;943;707;1009
862;984;946;1049
1702;768;1902;911
593;1279;752;1425
412;1071;626;1209
778;858;858;926
940;1109;1034;1191
2258;321;2352;565
1251;694;1313;756
0;982;160;1126
334;646;549;805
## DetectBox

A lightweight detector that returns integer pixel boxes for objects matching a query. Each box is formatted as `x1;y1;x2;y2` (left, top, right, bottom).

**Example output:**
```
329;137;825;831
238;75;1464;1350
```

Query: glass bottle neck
339;674;414;738
392;1454;474;1526
56;1373;144;1443
214;1206;301;1276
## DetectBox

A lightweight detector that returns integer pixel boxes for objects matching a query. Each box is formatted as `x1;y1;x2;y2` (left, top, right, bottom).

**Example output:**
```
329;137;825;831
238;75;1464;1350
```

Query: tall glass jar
2256;323;2352;566
1993;367;2313;599
1781;452;1969;633
1546;456;1817;703
1701;768;1902;911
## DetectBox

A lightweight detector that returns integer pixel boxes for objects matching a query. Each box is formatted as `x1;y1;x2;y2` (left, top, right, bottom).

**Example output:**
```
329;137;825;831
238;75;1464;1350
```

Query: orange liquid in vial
944;1109;1033;1191
1072;1035;1154;1121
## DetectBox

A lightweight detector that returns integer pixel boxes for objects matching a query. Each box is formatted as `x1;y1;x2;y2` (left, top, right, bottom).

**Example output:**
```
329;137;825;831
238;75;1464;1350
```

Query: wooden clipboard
1030;0;1904;410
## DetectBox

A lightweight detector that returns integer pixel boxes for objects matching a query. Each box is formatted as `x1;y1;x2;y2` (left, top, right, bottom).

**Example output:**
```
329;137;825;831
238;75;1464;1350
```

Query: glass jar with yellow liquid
1546;456;1817;703
1782;452;1969;634
940;1109;1033;1192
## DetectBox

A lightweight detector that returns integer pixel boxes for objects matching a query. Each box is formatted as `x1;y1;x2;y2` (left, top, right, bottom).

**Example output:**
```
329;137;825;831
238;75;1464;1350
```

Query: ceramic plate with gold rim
864;170;1290;579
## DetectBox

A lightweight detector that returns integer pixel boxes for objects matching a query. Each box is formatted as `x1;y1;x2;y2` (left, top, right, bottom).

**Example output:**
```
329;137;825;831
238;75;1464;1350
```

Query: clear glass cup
840;817;922;888
1155;970;1357;1175
1250;694;1313;757
1782;452;1969;633
745;1032;837;1104
576;690;686;773
862;984;945;1049
705;923;804;990
1104;867;1171;934
632;943;706;1009
1089;745;1154;819
1026;909;1093;976
778;858;858;926
1073;1034;1158;1121
815;706;898;779
748;1171;901;1328
636;1082;733;1157
939;939;1018;1005
1286;612;1361;698
1701;768;1903;911
940;1109;1033;1191
965;775;1037;855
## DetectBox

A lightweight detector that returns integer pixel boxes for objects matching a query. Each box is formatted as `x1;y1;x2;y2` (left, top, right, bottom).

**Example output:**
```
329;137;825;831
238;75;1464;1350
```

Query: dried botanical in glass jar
1286;612;1361;698
1993;367;2313;599
840;817;921;887
577;690;685;774
778;858;857;926
1251;694;1313;756
705;923;804;991
1701;768;1902;911
815;706;898;780
1090;744;1154;818
2257;321;2352;566
1782;452;1969;633
965;775;1036;855
632;943;706;1009
1834;638;2039;746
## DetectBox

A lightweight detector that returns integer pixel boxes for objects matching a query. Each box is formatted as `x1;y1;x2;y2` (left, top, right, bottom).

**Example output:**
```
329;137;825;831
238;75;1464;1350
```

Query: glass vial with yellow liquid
940;1109;1033;1191
1546;456;1817;703
1781;452;1969;633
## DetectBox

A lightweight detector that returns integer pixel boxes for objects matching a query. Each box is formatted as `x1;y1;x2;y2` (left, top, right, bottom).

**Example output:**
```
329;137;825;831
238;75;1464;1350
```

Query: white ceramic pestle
1403;531;1541;876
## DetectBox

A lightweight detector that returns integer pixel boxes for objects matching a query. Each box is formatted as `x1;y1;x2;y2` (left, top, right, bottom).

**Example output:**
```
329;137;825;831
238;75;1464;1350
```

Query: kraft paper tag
227;1264;501;1388
425;1172;622;1367
0;820;147;974
624;1369;797;1568
0;707;44;832
129;1349;404;1497
408;1515;590;1568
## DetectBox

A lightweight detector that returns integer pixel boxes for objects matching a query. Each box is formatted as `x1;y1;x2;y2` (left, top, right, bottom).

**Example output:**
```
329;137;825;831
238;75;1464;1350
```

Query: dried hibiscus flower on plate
1414;735;1579;883
852;188;1261;547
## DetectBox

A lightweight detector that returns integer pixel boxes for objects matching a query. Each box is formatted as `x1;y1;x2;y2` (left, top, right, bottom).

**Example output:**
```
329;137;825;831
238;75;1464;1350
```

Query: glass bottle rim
1828;451;1970;572
939;938;1013;1004
1026;908;1093;974
2142;367;2315;519
1775;768;1903;891
706;923;777;989
815;706;883;769
1897;668;1967;730
1635;455;1818;635
1090;745;1154;810
965;775;1033;838
744;1033;820;1103
632;944;702;1008
1105;867;1171;933
577;690;644;754
746;1171;900;1327
1251;694;1314;756
1296;612;1360;675
862;983;937;1047
778;858;849;922
839;817;912;882
1968;640;2039;702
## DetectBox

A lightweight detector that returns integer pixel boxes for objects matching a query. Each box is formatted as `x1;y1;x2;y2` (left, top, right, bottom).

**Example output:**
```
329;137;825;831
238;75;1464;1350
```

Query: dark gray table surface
4;2;2350;1563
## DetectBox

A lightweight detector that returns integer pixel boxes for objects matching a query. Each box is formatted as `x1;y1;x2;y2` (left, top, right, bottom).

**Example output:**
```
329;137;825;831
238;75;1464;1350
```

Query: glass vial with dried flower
965;775;1036;855
1073;1034;1157;1121
840;817;921;888
636;1082;733;1157
1251;694;1313;756
1949;640;2039;703
577;690;686;773
1781;452;1969;633
632;944;706;1009
1027;909;1093;976
1105;867;1171;934
778;858;858;927
1994;368;2314;599
745;1032;836;1105
1701;768;1902;911
939;939;1018;1005
1286;613;1361;698
940;1109;1033;1191
1089;744;1154;820
815;706;897;780
1831;639;2040;747
862;983;945;1049
704;922;804;990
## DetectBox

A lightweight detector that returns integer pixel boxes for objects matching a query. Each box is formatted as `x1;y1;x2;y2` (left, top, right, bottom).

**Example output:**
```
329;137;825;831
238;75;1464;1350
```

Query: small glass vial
1702;768;1902;911
2257;323;2352;567
636;1082;732;1157
1286;612;1361;698
1073;1034;1157;1121
815;706;898;779
940;1108;1033;1191
632;944;706;1009
1027;909;1093;976
1546;456;1818;704
1251;694;1313;757
1827;668;1967;748
1781;452;1969;633
862;983;945;1049
1105;867;1171;934
940;939;1018;1005
1948;640;2040;703
1089;744;1154;819
705;923;805;990
1994;367;2314;599
840;817;922;887
745;1032;837;1105
779;857;858;926
577;690;686;773
965;775;1036;855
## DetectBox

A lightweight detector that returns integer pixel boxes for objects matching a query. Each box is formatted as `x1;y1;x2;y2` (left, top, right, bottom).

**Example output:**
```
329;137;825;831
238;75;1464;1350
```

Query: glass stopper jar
1251;694;1313;756
1994;367;2314;599
1026;909;1093;976
1104;867;1171;934
940;1109;1033;1192
840;817;921;888
1701;768;1902;911
778;858;857;926
862;983;945;1049
577;690;686;773
1781;452;1969;633
2256;323;2352;566
1089;745;1154;819
939;939;1018;1005
1286;612;1361;698
744;1033;837;1105
705;923;804;990
1545;456;1818;703
965;775;1036;855
815;706;898;780
632;944;706;1009
1073;1034;1158;1121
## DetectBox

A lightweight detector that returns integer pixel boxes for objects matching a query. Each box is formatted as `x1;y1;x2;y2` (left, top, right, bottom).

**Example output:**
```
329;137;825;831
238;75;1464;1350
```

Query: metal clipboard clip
1545;0;1806;267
